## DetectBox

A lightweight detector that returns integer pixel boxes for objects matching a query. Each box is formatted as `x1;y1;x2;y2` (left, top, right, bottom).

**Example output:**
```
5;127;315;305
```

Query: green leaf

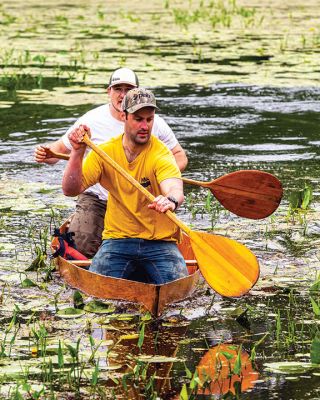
67;344;78;358
184;363;193;379
228;306;248;318
73;290;85;309
138;322;145;349
310;297;320;316
58;340;64;368
180;383;189;400
310;279;320;294
12;390;24;400
233;347;242;375
141;312;152;321
220;350;235;361
190;370;199;389
26;246;47;271
301;184;313;209
91;362;100;386
311;334;320;364
21;278;38;288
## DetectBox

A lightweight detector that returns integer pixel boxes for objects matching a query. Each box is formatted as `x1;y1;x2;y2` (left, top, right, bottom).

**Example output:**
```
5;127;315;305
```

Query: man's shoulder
81;104;109;120
99;134;122;149
150;136;172;156
150;134;167;147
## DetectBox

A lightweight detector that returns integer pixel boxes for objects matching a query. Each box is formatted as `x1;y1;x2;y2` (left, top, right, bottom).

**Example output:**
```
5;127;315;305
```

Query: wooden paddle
78;134;259;297
183;171;283;219
43;147;282;219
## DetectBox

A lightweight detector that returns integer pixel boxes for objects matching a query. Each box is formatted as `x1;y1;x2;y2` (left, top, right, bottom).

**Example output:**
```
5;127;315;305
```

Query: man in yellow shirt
62;88;188;284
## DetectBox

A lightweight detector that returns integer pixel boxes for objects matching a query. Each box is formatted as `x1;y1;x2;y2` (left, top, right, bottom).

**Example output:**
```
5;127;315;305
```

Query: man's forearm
62;150;85;196
162;178;184;209
171;144;188;172
174;152;188;172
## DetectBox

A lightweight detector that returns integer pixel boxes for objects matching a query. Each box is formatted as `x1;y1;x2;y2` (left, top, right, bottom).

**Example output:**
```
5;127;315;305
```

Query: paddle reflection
196;343;259;396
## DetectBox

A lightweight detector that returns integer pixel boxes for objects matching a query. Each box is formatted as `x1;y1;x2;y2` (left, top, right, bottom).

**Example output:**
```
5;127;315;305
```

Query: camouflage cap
121;88;158;113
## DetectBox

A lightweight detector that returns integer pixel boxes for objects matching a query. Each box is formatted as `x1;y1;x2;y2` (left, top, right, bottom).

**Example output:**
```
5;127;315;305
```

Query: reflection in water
94;319;190;399
197;343;259;396
93;319;259;399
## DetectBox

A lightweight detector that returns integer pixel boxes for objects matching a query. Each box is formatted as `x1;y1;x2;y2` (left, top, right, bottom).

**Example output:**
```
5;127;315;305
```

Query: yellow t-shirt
82;134;182;242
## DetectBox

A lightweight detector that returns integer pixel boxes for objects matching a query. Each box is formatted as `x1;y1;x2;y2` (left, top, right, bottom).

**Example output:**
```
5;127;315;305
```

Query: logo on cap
122;88;158;114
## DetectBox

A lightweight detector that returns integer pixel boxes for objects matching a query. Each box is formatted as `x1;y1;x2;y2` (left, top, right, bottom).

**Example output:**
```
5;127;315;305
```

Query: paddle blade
189;231;259;297
209;170;283;219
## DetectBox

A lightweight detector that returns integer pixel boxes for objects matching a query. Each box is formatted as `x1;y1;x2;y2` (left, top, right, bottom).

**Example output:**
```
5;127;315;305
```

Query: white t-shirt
62;104;178;200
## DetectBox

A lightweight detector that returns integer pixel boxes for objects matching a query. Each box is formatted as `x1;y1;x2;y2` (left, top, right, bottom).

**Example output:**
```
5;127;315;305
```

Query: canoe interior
53;217;201;316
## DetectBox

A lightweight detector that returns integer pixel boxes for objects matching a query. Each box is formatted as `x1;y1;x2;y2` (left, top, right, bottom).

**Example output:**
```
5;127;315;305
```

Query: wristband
167;196;178;211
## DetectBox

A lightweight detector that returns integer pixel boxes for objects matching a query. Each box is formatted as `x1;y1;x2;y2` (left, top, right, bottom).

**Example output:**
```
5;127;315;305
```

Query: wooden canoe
52;217;201;316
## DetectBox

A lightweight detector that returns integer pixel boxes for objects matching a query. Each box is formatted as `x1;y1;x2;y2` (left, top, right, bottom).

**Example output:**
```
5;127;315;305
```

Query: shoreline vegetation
1;0;320;398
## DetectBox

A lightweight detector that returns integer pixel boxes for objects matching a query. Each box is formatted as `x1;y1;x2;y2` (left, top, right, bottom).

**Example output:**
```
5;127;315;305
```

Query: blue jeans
89;238;188;284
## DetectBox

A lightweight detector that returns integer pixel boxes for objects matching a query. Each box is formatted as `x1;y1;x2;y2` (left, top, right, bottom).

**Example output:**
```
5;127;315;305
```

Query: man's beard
133;131;150;145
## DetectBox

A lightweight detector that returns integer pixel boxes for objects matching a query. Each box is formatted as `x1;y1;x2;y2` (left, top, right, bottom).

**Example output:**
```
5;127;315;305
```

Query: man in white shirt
34;68;188;257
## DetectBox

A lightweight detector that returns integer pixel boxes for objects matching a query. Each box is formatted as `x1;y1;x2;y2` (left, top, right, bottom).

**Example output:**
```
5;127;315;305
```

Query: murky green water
1;0;320;399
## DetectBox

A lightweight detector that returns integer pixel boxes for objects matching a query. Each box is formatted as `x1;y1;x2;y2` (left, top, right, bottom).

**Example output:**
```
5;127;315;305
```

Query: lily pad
136;355;183;363
264;361;315;374
105;313;135;321
285;376;300;381
56;307;85;318
0;364;42;379
84;300;116;314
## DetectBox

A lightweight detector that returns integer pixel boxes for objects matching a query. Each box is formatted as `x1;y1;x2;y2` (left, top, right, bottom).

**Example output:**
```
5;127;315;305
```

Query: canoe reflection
97;319;189;398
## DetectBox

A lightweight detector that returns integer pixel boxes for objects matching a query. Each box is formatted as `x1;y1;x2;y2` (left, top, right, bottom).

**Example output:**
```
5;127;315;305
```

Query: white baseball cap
108;68;139;88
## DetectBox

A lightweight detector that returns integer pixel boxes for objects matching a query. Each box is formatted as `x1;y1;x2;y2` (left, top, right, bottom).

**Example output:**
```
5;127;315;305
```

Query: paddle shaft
82;135;192;236
43;149;70;160
182;177;209;187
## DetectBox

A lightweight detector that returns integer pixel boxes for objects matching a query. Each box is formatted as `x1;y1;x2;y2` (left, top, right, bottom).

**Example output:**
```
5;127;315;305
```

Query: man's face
108;84;135;112
124;107;155;145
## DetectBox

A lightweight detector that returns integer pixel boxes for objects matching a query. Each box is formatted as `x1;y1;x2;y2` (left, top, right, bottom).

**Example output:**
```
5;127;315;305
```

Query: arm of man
148;178;184;213
171;143;188;172
34;139;70;164
154;115;188;172
62;126;88;196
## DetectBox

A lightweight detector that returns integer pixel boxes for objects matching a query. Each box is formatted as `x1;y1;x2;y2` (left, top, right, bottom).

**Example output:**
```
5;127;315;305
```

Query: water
2;84;320;187
1;82;320;399
1;0;320;398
